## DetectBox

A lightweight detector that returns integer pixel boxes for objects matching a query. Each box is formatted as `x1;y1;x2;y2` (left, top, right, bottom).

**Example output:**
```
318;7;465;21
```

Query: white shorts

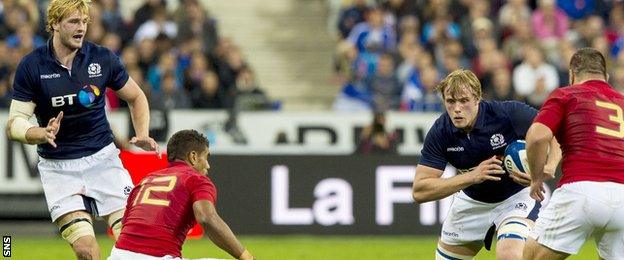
38;143;134;222
440;187;539;245
530;181;624;258
107;247;225;260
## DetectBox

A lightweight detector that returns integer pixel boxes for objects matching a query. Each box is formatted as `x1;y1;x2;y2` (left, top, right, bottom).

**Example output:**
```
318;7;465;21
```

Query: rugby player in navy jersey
411;69;561;260
5;0;159;259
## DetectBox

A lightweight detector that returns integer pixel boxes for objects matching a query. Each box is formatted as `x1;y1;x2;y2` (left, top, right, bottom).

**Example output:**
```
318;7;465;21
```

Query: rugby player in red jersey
109;129;254;260
525;48;624;259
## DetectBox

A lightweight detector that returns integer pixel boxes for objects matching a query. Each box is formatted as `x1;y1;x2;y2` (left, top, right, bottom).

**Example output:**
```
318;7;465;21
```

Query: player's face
444;86;480;130
54;10;88;50
192;147;211;175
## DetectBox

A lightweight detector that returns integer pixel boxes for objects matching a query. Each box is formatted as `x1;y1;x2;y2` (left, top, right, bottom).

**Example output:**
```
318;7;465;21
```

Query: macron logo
40;73;61;79
446;146;464;152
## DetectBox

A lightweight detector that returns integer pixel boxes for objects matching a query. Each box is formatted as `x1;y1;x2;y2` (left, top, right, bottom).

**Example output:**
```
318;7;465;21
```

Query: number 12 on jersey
132;176;178;206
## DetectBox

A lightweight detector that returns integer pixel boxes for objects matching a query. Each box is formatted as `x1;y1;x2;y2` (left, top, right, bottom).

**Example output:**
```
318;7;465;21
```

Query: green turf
8;235;598;259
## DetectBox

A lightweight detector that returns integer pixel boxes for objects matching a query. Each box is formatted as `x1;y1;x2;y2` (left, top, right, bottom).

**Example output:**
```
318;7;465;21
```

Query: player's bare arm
193;200;254;260
6;100;63;147
543;137;561;179
412;156;505;203
115;77;160;155
525;122;553;201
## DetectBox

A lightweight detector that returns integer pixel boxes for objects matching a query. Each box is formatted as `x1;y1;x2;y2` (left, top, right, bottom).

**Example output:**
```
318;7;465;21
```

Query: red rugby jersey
115;162;216;257
534;80;624;186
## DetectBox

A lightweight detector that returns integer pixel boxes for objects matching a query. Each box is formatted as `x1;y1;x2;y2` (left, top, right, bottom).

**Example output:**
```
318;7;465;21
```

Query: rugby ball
504;140;530;175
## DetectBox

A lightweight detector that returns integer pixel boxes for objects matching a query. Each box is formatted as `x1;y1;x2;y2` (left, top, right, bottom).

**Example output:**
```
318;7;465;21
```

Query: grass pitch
9;235;598;259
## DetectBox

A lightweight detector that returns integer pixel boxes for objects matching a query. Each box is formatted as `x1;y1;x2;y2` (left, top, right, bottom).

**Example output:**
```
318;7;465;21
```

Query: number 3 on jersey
132;176;178;206
595;100;624;138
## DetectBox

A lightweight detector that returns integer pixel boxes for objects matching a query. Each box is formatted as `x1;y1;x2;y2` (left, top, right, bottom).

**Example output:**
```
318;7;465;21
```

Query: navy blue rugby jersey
419;100;537;203
12;40;129;159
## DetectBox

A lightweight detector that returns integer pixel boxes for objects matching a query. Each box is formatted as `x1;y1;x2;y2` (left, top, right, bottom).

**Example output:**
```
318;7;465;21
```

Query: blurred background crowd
1;0;624;115
0;0;274;112
332;0;624;112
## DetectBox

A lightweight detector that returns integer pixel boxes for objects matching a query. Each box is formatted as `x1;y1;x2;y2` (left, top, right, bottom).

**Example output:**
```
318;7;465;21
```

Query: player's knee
59;217;95;245
435;244;475;260
522;238;539;260
495;244;522;260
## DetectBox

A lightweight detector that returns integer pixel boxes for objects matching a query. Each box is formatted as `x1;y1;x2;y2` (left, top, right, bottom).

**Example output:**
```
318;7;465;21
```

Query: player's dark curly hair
570;48;607;79
166;129;210;162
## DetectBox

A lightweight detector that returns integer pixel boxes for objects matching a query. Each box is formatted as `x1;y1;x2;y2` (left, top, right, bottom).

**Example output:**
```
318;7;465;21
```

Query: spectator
484;67;517;101
160;71;191;109
176;1;218;53
354;112;398;155
513;46;559;108
147;51;182;93
337;0;369;39
6;24;44;52
190;71;222;109
228;67;271;111
401;65;442;112
531;0;569;46
134;7;177;44
98;0;125;35
365;53;401;111
347;7;397;54
498;0;531;33
137;38;158;73
101;32;122;55
132;0;167;34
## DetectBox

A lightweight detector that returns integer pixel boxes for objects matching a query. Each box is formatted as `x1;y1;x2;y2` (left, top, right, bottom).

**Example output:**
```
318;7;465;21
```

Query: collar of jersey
44;38;88;65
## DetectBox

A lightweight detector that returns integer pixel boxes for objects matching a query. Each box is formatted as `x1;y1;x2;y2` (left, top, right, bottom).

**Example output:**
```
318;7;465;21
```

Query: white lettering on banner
271;166;314;225
271;166;354;226
313;178;354;226
375;166;415;225
376;165;457;226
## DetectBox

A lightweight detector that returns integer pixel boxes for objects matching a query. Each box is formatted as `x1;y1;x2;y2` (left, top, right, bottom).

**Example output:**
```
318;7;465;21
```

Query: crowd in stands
332;0;624;112
0;0;273;112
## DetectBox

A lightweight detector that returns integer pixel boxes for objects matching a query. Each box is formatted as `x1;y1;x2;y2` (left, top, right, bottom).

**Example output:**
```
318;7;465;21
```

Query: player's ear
187;151;197;166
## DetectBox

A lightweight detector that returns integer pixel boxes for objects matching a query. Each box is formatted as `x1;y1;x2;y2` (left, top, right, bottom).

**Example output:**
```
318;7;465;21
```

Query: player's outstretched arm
6;100;63;147
412;157;505;203
115;77;161;156
193;200;254;260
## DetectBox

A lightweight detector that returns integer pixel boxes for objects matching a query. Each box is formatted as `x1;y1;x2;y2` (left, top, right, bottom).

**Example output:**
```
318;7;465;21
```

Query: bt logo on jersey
50;85;101;108
51;94;77;107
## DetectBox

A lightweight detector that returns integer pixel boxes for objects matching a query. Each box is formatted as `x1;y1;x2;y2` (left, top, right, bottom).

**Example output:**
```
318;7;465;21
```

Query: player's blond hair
46;0;91;34
435;69;482;100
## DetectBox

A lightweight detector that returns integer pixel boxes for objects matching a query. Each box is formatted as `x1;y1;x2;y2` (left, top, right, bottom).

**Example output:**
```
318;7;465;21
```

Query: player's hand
44;111;63;148
530;180;546;201
129;136;162;158
509;169;531;186
469;156;506;184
